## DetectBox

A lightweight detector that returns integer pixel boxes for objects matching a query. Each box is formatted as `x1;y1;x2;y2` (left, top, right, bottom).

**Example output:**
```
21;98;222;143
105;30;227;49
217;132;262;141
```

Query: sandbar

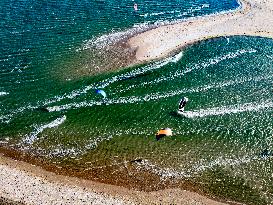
128;0;273;62
1;0;272;204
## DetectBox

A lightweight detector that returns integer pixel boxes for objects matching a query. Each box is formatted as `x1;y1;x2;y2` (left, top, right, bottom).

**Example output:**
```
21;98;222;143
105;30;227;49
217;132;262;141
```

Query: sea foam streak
180;101;273;118
41;51;183;104
0;52;182;123
98;51;183;88
46;74;272;113
115;48;257;93
0;48;258;123
1;47;255;123
79;23;152;50
140;4;210;19
80;0;241;51
135;155;256;179
23;115;66;145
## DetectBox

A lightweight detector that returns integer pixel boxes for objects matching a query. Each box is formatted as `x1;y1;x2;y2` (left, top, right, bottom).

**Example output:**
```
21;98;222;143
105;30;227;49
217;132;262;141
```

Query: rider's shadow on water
169;111;180;117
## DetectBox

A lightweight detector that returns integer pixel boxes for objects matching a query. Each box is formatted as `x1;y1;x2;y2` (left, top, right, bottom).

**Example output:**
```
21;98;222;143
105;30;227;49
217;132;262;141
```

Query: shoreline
0;148;229;205
1;0;273;204
128;0;273;63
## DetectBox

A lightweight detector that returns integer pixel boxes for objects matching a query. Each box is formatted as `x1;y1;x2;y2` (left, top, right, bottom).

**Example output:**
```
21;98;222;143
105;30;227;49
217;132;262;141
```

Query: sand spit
1;1;271;204
0;154;228;205
128;0;273;62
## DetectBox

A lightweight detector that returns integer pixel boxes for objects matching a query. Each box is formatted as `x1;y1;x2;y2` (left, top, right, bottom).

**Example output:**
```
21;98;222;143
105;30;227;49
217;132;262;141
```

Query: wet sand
1;0;272;204
0;153;228;205
128;0;273;62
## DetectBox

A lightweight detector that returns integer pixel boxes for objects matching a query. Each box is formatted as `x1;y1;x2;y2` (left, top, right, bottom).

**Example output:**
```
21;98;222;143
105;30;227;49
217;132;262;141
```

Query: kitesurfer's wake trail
179;101;273;118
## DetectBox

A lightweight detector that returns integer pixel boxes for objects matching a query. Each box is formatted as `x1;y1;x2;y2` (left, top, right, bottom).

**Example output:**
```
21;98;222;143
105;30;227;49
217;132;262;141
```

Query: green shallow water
1;35;273;203
1;0;273;202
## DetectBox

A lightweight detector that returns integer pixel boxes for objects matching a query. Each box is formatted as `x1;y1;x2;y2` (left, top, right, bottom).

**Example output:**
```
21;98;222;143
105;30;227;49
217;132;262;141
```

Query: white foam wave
49;134;117;157
20;51;182;111
46;74;272;113
165;74;273;96
140;11;166;18
39;128;149;158
0;83;97;123
191;155;256;174
46;101;101;112
0;115;12;124
158;48;257;82
203;48;256;66
0;48;257;122
78;23;153;50
266;55;273;59
23;115;66;145
135;159;191;179
41;84;97;106
48;146;80;158
135;154;256;179
226;37;230;44
0;104;37;124
181;101;273;118
140;4;210;19
170;51;184;63
99;51;183;88
46;91;183;112
180;4;210;17
117;48;257;93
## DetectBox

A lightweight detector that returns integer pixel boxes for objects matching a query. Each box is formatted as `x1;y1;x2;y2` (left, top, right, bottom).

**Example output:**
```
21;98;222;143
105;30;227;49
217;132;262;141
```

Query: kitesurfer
134;3;138;11
178;97;188;112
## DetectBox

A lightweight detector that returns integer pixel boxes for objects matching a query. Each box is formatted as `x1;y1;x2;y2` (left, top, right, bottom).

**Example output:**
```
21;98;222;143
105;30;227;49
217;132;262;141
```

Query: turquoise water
1;0;273;203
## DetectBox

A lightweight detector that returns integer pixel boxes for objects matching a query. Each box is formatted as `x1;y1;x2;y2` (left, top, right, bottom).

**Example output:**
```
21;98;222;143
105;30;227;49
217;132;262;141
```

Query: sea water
1;0;273;203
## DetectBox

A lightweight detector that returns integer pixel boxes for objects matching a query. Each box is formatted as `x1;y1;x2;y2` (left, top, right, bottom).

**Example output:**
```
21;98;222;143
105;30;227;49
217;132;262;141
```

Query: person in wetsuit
178;97;188;112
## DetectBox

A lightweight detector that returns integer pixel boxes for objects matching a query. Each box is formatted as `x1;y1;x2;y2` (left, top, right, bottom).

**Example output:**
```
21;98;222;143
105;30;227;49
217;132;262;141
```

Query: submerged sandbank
128;0;273;62
1;0;272;204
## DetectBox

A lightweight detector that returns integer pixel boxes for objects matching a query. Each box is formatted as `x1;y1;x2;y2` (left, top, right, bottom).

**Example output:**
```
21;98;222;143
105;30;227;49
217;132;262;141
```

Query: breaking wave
135;154;256;179
117;48;257;93
46;73;271;113
22;115;66;145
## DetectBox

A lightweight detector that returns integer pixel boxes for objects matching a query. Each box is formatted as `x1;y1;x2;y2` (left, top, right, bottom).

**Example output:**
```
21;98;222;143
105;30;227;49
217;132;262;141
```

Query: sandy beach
128;0;273;62
1;0;272;204
0;153;229;205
